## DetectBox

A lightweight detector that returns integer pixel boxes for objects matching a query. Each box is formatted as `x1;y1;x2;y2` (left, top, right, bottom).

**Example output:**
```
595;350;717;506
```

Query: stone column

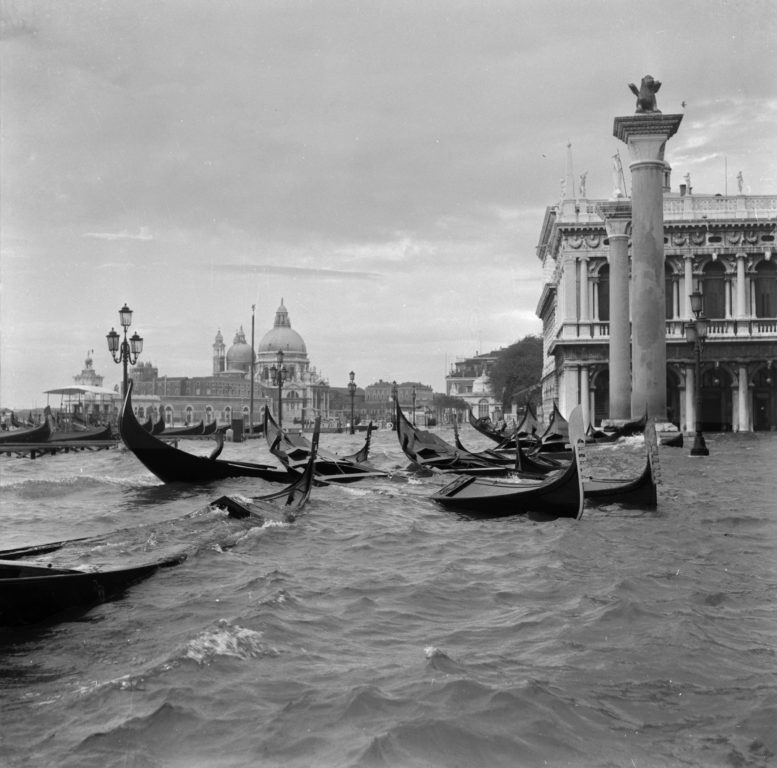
685;364;695;432
736;252;747;318
579;257;590;323
614;111;683;419
597;200;632;420
580;365;590;427
738;364;749;431
683;255;694;318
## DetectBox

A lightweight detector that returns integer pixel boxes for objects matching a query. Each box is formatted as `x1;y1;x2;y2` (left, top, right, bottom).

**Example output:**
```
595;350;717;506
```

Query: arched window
702;261;726;319
478;398;489;418
755;260;777;318
598;265;610;322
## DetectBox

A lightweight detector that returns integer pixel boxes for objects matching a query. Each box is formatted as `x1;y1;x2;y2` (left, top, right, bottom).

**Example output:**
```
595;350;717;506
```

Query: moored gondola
431;406;588;519
0;412;52;444
0;554;187;625
397;400;511;475
264;406;388;483
119;380;292;484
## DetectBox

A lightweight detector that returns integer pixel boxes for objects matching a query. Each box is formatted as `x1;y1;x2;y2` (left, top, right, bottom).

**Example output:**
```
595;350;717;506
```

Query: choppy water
1;427;775;768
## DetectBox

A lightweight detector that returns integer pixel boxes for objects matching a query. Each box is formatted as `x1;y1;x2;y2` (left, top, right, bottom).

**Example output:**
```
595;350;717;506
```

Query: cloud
82;227;153;241
216;263;381;280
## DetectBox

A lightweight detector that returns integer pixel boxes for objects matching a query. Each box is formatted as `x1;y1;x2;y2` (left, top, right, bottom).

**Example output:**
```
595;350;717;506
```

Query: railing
554;317;777;342
554;194;777;224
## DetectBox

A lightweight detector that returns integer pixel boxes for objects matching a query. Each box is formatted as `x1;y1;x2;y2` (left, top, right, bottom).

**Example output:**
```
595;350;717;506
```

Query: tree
489;335;543;410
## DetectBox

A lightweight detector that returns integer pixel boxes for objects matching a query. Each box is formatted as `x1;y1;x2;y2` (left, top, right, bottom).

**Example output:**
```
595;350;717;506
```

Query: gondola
586;411;648;443
467;408;508;443
0;413;51;444
535;401;569;453
151;414;166;435
451;420;517;466
431;406;588;519
47;424;114;442
201;420;218;436
491;404;544;451
0;553;187;625
210;417;321;519
0;429;322;569
580;419;659;508
264;406;388;483
159;420;205;437
396;400;510;475
660;431;683;447
119;380;292;484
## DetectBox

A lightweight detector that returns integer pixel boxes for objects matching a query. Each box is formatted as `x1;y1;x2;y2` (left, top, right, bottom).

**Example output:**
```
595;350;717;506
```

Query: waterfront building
535;180;777;432
445;351;504;422
130;300;331;427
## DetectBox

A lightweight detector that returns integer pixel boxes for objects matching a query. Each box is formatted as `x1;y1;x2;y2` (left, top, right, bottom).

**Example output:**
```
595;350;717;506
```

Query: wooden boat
201;420;218;436
579;419;659;508
468;408;508;443
535;402;569;453
0;433;322;570
431;406;588;519
141;416;153;432
586;411;648;443
660;431;683;447
264;406;389;483
47;424;114;442
396;400;510;475
210;417;320;520
159;420;205;437
119;380;292;484
451;420;516;466
491;404;544;451
151;414;166;435
0;553;187;625
0;414;51;444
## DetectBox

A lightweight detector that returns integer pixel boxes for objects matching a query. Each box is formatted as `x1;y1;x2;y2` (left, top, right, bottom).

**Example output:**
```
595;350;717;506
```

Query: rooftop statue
628;75;661;113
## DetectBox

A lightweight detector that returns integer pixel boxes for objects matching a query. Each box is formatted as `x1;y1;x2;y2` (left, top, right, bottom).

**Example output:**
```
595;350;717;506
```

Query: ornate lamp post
270;349;287;427
391;380;398;429
106;303;143;399
412;385;417;426
249;304;256;433
685;290;709;456
347;371;357;435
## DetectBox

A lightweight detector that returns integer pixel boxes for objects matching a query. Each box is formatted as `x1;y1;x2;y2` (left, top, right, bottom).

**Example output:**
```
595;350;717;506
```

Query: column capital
613;114;684;164
597;199;632;238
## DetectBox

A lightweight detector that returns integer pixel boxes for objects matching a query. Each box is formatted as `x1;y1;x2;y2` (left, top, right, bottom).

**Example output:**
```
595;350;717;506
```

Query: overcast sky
2;0;775;408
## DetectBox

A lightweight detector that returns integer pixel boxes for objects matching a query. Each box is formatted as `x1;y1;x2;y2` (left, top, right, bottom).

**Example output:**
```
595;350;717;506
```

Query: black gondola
119;380;292;484
264;406;388;483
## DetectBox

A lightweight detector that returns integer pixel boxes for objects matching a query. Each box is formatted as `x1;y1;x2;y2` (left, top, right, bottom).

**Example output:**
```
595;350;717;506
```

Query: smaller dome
226;326;254;369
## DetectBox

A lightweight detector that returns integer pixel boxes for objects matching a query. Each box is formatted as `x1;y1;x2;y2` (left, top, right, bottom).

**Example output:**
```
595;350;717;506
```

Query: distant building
535;177;777;431
130;300;331;427
445;351;504;422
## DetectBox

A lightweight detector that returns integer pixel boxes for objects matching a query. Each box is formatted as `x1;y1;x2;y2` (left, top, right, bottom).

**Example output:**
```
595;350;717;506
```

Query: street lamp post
391;381;398;430
686;290;709;457
347;371;356;435
106;303;143;400
270;349;287;428
249;304;256;433
412;386;417;426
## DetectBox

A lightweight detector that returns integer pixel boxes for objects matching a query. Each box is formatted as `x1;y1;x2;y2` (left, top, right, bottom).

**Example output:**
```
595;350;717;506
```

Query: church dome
258;299;307;355
225;326;254;371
